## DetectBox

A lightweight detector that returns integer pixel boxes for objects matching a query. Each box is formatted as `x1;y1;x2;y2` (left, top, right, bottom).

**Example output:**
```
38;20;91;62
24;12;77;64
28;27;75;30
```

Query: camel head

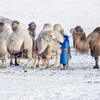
38;23;52;37
70;26;86;40
70;26;89;54
12;21;20;31
0;22;12;39
42;23;52;31
37;31;57;54
28;22;36;38
0;22;4;33
53;24;63;31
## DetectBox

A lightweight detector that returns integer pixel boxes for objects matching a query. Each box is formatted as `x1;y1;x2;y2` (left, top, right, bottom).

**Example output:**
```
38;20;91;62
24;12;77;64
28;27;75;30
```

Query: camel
10;21;22;66
32;23;71;69
0;18;20;66
32;23;54;68
70;26;100;69
0;22;33;70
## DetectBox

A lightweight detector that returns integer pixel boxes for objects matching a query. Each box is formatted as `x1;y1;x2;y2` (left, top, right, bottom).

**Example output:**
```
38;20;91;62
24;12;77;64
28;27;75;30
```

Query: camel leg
58;64;62;69
24;57;32;70
93;56;99;69
75;50;77;56
10;54;14;65
32;57;37;69
67;47;71;68
24;50;32;70
46;54;51;68
36;56;41;67
37;59;40;67
46;46;52;69
2;54;8;69
46;57;51;68
67;59;70;68
31;51;38;69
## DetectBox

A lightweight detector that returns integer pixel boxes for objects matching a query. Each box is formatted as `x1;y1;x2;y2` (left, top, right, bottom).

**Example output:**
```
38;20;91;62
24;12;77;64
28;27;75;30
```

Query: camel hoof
45;66;51;69
2;65;8;69
23;68;28;72
31;67;35;69
10;63;14;65
57;65;62;69
93;66;99;69
24;70;27;72
15;63;19;66
23;67;28;70
36;65;39;68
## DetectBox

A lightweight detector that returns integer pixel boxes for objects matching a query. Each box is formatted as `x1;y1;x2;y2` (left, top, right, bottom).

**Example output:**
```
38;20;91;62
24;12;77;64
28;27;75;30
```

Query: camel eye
49;35;52;37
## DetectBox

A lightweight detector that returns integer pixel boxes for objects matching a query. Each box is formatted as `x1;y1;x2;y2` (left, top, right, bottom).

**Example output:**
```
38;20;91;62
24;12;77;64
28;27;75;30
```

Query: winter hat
64;35;69;39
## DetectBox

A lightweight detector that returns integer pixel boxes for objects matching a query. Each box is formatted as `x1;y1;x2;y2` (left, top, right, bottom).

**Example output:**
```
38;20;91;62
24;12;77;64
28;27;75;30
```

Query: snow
0;0;100;100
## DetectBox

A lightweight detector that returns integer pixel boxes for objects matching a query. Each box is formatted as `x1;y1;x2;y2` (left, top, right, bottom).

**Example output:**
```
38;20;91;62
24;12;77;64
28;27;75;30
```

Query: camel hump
93;27;100;34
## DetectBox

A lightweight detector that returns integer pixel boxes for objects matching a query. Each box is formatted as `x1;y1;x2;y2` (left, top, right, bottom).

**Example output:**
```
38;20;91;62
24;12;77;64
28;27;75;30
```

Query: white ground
0;0;100;100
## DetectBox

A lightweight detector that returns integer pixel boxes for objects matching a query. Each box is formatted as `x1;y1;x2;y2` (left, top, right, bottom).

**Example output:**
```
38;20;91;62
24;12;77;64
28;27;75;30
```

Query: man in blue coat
58;35;69;70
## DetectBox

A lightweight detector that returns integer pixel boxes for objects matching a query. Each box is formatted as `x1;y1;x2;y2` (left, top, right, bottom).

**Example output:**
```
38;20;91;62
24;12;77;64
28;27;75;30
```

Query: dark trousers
63;64;66;66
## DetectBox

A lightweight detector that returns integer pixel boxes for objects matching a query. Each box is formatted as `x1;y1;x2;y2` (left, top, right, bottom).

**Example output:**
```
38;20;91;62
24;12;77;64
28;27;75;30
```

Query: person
57;35;69;70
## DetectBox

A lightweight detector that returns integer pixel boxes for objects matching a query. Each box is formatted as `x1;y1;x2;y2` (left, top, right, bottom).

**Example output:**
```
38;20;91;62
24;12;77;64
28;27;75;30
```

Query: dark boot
60;64;67;70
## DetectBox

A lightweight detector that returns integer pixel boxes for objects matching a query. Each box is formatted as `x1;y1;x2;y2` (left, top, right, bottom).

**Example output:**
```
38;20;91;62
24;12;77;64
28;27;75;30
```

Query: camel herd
0;17;100;70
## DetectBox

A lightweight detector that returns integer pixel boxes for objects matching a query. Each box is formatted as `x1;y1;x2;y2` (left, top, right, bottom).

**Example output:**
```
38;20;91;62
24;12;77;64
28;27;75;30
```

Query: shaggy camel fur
0;22;33;69
0;23;12;68
70;26;100;69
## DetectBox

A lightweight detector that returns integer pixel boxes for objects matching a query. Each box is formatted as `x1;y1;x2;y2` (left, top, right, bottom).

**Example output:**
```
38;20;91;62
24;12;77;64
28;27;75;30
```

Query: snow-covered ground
0;53;100;100
0;0;100;100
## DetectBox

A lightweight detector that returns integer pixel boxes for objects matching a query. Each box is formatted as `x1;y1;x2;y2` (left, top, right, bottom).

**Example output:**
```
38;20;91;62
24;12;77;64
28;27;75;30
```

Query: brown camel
70;26;100;69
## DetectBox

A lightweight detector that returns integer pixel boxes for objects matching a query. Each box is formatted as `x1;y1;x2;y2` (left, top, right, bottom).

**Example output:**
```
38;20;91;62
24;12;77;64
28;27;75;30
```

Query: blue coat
59;35;69;64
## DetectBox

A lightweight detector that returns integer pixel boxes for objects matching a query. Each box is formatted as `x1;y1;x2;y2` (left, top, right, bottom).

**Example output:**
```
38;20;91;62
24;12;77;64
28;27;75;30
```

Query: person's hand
54;38;59;43
57;40;60;43
56;40;59;43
